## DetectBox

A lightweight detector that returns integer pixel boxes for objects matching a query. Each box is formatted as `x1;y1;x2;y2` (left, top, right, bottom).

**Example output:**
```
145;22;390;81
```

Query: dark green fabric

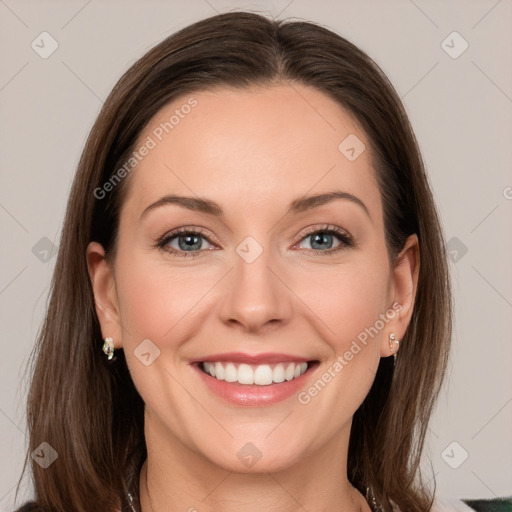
462;497;512;512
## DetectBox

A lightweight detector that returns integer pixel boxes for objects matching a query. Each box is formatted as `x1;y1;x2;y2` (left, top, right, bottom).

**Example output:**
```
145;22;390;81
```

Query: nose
218;241;294;334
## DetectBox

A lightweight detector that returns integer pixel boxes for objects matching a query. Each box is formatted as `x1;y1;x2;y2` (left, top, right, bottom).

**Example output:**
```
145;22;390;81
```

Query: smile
200;361;310;386
191;356;320;406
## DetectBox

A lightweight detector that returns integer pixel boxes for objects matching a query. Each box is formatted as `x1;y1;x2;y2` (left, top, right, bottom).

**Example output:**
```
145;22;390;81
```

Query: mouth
196;360;319;386
189;352;321;406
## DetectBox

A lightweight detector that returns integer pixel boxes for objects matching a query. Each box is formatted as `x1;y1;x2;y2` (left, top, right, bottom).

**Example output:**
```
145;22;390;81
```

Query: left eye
296;229;350;252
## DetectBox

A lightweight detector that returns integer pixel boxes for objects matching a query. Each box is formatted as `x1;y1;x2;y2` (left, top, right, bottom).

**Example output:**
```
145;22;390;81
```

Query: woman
14;11;455;512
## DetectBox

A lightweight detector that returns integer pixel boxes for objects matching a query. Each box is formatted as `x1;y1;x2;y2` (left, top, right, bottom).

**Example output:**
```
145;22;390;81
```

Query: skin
87;83;419;512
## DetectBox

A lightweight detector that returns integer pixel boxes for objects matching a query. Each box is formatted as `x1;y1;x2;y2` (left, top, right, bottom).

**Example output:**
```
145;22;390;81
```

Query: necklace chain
126;491;137;512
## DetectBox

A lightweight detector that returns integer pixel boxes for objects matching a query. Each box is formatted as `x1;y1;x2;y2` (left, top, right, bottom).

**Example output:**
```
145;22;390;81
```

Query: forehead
121;83;381;224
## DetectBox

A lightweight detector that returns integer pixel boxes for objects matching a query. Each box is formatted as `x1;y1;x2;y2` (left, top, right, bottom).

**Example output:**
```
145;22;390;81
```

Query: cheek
113;253;205;414
293;258;390;350
296;262;391;408
115;256;206;342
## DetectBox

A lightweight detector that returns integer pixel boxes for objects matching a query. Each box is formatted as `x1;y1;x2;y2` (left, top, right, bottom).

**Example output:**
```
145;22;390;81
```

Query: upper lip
189;352;314;365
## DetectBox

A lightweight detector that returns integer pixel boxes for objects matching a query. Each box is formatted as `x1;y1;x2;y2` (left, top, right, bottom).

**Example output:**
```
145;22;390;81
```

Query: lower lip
192;362;319;406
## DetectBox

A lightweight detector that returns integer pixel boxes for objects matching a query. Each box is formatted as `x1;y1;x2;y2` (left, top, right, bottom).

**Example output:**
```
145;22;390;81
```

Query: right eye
156;227;217;258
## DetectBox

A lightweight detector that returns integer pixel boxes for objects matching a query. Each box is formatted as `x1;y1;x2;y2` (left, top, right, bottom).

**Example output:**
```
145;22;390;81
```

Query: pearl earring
102;336;115;360
389;333;400;365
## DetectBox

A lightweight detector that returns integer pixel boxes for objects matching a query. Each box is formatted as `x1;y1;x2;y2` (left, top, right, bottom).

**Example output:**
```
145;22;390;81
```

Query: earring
102;336;115;360
389;333;400;365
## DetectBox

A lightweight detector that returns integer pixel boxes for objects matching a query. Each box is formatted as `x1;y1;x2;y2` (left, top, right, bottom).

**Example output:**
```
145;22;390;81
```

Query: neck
138;408;370;512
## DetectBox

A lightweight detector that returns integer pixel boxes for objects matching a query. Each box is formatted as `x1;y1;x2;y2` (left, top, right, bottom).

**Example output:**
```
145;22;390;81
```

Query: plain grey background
1;0;511;509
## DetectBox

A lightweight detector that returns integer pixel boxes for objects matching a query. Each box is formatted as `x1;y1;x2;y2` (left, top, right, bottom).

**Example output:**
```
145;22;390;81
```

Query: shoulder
12;495;138;512
12;502;47;512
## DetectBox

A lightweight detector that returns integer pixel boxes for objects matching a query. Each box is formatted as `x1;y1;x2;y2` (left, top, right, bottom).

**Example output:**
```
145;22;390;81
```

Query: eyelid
160;225;218;244
296;223;351;239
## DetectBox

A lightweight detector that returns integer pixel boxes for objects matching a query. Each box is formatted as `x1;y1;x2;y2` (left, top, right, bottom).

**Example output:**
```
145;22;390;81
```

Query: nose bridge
219;233;292;332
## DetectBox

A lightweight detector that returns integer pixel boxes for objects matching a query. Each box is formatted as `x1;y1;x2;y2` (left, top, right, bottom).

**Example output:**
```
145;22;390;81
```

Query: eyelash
155;224;355;258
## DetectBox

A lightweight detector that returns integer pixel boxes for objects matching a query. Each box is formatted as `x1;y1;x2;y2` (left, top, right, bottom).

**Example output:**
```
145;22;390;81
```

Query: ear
380;234;420;358
86;241;123;349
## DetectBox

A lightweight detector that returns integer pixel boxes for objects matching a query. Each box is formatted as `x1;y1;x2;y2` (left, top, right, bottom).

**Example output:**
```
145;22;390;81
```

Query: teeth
273;364;285;383
214;362;225;380
224;362;237;383
202;361;308;386
254;364;273;385
285;363;295;381
238;364;254;385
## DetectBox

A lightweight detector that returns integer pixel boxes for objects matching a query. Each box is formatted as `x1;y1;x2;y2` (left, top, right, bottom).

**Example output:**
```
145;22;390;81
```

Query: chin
200;440;307;475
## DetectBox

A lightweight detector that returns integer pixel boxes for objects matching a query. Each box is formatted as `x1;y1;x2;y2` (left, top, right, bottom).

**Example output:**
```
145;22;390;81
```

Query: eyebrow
139;191;371;221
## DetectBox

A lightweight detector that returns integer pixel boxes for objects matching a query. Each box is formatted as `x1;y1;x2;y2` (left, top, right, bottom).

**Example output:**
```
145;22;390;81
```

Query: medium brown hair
16;11;451;512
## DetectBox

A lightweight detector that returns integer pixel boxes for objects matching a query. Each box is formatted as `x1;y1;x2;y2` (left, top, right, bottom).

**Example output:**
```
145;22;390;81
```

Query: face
88;83;418;474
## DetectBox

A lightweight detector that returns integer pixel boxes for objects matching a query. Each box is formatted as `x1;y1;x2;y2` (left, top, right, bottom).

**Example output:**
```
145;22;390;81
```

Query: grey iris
179;234;202;251
310;233;333;250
